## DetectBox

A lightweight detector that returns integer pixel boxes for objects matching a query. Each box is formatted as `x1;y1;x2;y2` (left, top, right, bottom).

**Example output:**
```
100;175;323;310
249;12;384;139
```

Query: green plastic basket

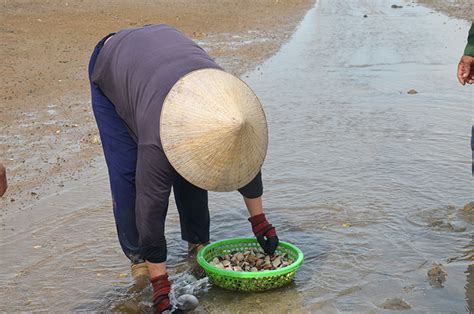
197;237;304;292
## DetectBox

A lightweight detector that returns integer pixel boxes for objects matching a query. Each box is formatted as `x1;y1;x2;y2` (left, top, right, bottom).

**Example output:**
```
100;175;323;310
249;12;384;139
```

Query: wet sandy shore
0;0;313;222
0;2;313;310
417;0;473;21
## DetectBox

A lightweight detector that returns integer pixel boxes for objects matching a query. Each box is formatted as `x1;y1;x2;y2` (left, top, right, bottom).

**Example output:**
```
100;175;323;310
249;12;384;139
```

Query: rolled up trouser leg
89;34;143;263
238;171;263;199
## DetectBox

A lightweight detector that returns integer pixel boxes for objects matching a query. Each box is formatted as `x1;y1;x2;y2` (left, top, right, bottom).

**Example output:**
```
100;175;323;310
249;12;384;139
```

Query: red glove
150;274;172;313
248;213;279;255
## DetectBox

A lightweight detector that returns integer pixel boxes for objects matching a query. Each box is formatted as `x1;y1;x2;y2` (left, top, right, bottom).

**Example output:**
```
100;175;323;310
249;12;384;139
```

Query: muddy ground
1;0;471;226
417;0;473;21
0;0;313;222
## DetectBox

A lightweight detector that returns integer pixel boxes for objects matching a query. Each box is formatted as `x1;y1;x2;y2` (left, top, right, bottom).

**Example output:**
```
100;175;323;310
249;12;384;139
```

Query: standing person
457;23;474;86
88;24;279;312
456;22;474;174
457;22;474;313
0;163;7;197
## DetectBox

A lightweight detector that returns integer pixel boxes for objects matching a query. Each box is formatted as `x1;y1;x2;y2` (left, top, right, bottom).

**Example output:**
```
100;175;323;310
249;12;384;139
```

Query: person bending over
89;24;278;312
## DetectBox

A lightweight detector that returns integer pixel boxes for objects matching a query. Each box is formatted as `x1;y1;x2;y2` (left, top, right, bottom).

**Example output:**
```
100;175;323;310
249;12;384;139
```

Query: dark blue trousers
88;34;211;263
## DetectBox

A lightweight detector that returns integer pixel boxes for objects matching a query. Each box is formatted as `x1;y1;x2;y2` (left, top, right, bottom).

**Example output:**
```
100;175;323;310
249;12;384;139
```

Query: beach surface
417;0;473;21
0;0;313;222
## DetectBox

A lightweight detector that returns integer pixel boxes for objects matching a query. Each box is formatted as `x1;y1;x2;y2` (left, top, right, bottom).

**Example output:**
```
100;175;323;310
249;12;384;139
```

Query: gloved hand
248;213;279;255
150;273;172;313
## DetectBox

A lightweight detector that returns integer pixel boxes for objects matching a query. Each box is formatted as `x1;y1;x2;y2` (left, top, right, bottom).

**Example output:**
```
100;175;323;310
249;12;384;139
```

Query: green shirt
465;23;474;56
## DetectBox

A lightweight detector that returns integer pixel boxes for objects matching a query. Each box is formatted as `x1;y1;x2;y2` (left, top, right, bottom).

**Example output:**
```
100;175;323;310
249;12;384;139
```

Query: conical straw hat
160;68;268;192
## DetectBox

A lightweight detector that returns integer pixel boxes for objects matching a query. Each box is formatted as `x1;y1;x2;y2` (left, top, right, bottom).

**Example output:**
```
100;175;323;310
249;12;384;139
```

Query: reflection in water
465;232;474;313
466;264;474;313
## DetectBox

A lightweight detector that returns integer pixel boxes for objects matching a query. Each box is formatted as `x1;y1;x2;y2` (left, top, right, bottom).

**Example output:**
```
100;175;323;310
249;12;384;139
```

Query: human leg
173;174;210;256
89;35;143;264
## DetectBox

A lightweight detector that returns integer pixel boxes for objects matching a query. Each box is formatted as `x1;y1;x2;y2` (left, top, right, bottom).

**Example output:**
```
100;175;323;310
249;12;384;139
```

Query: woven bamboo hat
160;68;268;192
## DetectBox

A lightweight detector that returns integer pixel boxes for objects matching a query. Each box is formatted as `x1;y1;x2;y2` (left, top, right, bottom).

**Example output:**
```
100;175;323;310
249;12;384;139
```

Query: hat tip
230;116;247;133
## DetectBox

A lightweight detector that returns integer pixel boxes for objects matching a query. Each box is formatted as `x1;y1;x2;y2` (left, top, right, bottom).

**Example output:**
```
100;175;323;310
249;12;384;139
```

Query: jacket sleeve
465;23;474;57
134;143;176;263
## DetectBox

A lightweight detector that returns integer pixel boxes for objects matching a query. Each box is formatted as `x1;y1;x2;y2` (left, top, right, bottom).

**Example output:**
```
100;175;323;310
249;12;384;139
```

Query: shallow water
1;0;473;312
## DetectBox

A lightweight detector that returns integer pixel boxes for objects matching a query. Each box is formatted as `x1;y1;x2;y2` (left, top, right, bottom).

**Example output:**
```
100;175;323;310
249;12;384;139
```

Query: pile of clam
209;248;293;272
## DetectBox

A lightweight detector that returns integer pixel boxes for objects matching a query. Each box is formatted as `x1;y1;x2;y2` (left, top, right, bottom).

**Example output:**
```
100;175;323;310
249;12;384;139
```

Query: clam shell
212;248;294;272
247;254;258;263
272;256;281;268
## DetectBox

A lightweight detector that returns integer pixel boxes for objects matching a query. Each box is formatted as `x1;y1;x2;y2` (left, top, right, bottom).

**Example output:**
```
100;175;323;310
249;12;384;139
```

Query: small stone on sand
427;263;447;288
381;298;411;310
463;202;474;211
176;294;199;311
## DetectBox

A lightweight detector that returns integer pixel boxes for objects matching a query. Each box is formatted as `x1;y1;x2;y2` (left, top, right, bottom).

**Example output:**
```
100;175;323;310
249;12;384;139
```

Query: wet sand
0;0;313;223
0;0;313;310
417;0;474;21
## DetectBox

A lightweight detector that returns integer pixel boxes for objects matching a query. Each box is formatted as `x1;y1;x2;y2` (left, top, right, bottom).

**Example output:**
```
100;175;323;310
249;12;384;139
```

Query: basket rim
196;237;304;278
